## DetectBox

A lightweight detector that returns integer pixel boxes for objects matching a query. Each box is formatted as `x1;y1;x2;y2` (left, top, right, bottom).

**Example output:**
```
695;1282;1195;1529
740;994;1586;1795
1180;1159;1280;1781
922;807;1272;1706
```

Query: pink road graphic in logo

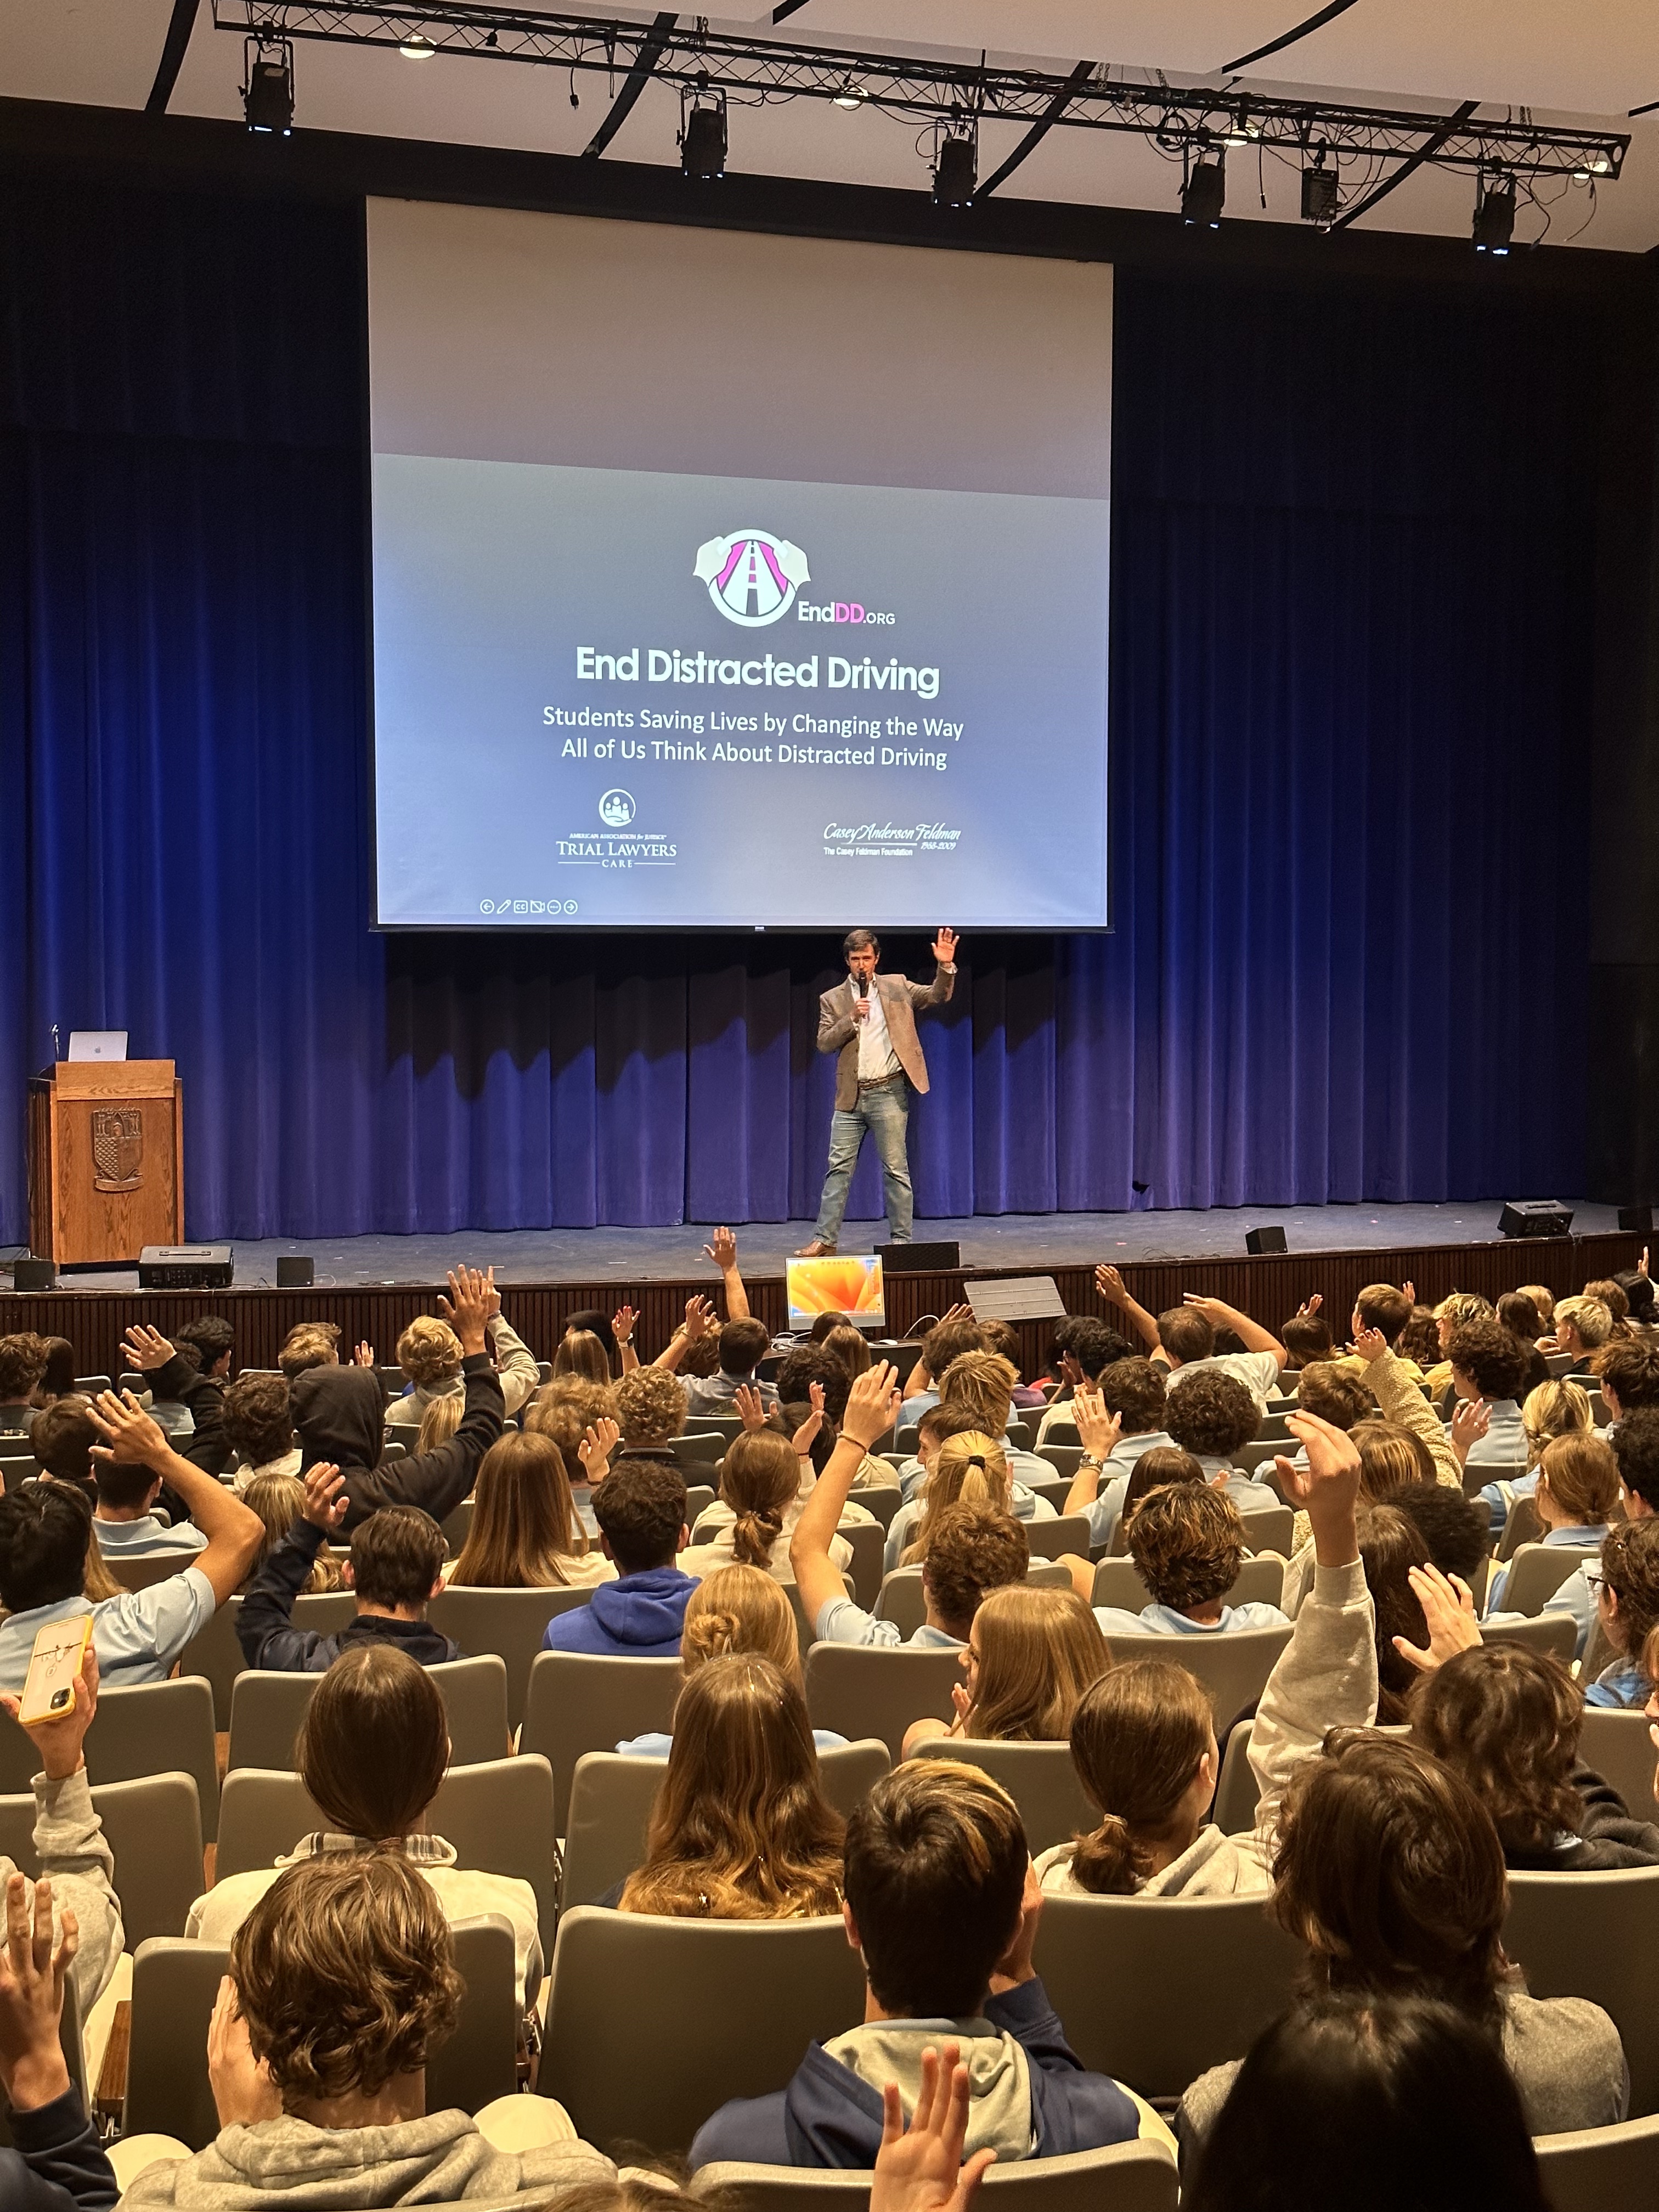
694;528;810;627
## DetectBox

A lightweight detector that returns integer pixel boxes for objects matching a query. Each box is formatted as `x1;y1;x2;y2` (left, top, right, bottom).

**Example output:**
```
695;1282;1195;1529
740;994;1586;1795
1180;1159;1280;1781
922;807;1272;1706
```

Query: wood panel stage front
1;1230;1640;1390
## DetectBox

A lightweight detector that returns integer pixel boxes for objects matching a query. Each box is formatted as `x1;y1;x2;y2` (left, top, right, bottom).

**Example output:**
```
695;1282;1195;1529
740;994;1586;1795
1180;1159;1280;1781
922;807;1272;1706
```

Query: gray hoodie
822;2019;1036;2160
3;1767;124;2018
120;2109;613;2208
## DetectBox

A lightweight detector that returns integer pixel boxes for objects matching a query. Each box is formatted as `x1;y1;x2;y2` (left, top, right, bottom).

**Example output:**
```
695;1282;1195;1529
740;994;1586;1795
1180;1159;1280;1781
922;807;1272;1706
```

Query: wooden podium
27;1062;184;1265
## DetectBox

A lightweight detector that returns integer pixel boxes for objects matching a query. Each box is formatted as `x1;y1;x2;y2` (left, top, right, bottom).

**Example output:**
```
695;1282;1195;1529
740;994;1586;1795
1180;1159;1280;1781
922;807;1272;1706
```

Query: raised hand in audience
577;1418;619;1486
872;2041;995;2212
733;1383;769;1434
207;1976;280;2127
791;1381;827;1456
988;1860;1042;1994
1393;1562;1482;1673
612;1305;638;1347
86;1388;169;1465
684;1294;716;1340
702;1228;738;1273
436;1265;494;1356
842;1362;902;1449
1401;1280;1417;1307
1277;1409;1363;1565
1349;1323;1388;1365
1070;1386;1122;1464
120;1323;175;1372
0;1872;78;2115
0;1645;98;1781
1450;1396;1491;1463
298;1462;348;1534
1094;1263;1125;1302
351;1341;376;1367
1296;1294;1323;1319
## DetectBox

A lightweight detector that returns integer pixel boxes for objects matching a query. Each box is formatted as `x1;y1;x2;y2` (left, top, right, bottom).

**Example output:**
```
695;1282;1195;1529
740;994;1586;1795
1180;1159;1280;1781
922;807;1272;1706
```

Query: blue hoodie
542;1566;697;1657
687;1977;1139;2170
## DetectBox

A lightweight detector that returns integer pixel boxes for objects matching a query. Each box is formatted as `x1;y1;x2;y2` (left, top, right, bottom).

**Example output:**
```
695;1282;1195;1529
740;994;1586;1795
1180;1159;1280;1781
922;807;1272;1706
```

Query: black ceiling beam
582;9;676;160
146;0;205;113
1329;97;1478;230
975;58;1094;201
1223;0;1364;77
772;2;812;19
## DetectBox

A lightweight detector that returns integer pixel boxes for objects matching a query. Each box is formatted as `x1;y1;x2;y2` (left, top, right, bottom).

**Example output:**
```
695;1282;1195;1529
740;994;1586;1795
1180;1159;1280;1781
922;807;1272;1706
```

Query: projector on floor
138;1245;234;1289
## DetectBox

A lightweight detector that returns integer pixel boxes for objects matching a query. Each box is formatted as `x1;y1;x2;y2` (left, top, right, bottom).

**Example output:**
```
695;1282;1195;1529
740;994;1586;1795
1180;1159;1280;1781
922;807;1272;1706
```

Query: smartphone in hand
18;1617;92;1727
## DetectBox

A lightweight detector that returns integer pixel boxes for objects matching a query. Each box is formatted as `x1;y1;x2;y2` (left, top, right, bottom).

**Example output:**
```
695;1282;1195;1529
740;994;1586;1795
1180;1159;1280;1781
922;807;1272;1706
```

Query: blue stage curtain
0;175;1593;1237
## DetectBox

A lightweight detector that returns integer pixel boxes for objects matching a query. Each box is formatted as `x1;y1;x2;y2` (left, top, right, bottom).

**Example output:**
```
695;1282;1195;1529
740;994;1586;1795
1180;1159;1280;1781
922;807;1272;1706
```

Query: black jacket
148;1353;233;1520
1506;1762;1659;1872
291;1354;503;1531
236;1519;463;1673
0;2087;117;2212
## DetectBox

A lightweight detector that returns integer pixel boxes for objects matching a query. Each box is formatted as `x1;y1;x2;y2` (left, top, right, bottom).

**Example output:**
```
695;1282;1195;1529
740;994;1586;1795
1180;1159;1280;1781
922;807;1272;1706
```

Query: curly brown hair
1163;1370;1260;1460
1294;1365;1377;1432
1410;1644;1584;1857
1595;1338;1659;1414
524;1376;618;1460
231;1854;462;2105
0;1333;51;1403
920;1505;1028;1636
1096;1357;1167;1437
1125;1483;1245;1613
613;1364;689;1447
1445;1320;1530;1404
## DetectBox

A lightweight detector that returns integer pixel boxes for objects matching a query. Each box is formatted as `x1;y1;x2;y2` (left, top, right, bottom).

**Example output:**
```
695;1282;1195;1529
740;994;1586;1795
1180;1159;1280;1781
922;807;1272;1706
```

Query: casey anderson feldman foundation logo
694;528;810;627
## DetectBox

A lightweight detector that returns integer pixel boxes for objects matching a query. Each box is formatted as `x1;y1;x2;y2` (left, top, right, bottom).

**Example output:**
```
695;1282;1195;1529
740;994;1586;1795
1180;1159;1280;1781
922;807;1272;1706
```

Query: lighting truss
209;2;1630;191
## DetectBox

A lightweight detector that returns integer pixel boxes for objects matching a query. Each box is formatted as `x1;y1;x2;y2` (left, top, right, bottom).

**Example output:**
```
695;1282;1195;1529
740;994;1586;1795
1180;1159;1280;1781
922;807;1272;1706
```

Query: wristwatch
1077;1452;1104;1471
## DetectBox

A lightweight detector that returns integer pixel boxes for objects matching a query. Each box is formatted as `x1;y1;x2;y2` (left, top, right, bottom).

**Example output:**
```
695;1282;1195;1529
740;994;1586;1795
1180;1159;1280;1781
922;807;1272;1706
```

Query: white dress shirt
856;984;902;1083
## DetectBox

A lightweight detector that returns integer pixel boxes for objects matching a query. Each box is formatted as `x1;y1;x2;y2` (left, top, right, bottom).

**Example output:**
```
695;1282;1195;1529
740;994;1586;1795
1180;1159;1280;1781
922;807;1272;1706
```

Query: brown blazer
817;968;956;1111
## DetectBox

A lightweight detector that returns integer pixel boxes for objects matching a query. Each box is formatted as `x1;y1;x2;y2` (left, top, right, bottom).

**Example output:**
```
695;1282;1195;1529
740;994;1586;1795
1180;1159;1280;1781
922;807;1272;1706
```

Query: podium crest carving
91;1107;144;1193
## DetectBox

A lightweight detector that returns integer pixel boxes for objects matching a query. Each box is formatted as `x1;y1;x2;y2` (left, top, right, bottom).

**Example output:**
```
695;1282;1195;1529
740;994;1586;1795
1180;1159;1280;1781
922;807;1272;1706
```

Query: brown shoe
793;1239;837;1257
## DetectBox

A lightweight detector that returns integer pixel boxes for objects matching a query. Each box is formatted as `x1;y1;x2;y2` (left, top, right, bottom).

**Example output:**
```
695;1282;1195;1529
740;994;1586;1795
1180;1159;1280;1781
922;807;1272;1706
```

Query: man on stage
796;926;958;1256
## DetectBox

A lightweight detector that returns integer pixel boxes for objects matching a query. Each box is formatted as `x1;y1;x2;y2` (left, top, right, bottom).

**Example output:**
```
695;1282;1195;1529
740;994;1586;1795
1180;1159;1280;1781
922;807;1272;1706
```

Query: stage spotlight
1181;153;1226;228
933;131;977;206
1473;173;1516;254
1301;157;1338;224
399;36;436;58
242;40;293;134
682;100;727;179
833;80;865;110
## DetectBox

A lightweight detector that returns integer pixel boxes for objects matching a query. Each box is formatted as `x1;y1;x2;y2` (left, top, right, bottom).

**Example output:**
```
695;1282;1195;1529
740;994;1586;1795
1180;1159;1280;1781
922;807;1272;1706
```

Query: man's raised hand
300;1462;348;1534
733;1383;770;1433
932;927;959;966
842;1362;902;1449
702;1228;739;1273
683;1294;716;1341
0;1872;77;2113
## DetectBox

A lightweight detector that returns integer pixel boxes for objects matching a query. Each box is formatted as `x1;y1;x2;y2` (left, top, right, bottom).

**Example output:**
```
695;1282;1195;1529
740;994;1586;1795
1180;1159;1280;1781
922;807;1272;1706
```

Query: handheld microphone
856;974;868;1001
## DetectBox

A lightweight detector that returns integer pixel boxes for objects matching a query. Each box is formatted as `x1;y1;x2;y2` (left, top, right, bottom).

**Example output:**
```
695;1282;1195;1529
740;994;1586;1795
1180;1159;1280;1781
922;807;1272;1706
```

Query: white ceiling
9;1;1659;250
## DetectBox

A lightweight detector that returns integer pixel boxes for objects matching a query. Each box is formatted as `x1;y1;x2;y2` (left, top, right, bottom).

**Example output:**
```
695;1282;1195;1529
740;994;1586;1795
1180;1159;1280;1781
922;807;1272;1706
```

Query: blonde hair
1555;1296;1613;1351
680;1564;802;1686
938;1350;1019;1435
1517;1284;1556;1325
717;1431;799;1569
414;1394;462;1457
1521;1379;1592;1470
397;1315;462;1390
449;1430;588;1587
524;1377;617;1460
964;1587;1110;1741
901;1430;1009;1566
1435;1293;1493;1328
614;1365;688;1447
244;1471;345;1592
1536;1431;1620;1526
552;1330;611;1385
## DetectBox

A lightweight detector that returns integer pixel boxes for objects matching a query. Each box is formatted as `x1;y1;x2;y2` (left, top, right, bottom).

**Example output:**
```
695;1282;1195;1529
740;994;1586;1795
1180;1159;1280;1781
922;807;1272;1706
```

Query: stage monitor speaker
276;1256;315;1288
1245;1227;1288;1256
1619;1206;1654;1235
1498;1201;1574;1240
13;1258;55;1292
138;1244;234;1289
876;1241;961;1273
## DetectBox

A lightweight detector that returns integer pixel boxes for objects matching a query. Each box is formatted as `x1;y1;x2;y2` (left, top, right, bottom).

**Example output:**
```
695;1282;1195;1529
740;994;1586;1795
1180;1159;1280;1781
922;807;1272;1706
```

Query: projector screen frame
359;190;1116;939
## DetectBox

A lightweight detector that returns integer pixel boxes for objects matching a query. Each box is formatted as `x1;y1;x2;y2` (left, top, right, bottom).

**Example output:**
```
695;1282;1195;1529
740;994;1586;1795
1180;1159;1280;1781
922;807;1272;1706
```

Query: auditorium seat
684;1483;716;1528
1481;1613;1577;1665
427;1584;594;1730
1577;1708;1657;1818
539;1908;865;2152
228;1655;509;1771
182;1592;356;1728
849;1480;902;1528
803;1643;962;1760
1463;1458;1527;1499
519;1652;681;1829
1090;1556;1284;1616
1020;1513;1094;1561
125;1918;519;2147
97;1550;193;1594
1496;1494;1545;1564
1098;1628;1294;1734
670;1432;725;1468
0;1771;201;1944
1212;1718;1408;1838
910;1737;1095;1855
1035;1444;1084;1480
1030;1892;1304;2100
1533;2113;1659;2209
0;1675;219;1842
695;2139;1179;2212
874;1561;1072;1643
1237;1505;1295;1555
0;1455;39;1494
1237;1438;1290;1477
1505;1867;1659;2114
1500;1543;1599;1615
439;1497;473;1554
561;1739;889;1910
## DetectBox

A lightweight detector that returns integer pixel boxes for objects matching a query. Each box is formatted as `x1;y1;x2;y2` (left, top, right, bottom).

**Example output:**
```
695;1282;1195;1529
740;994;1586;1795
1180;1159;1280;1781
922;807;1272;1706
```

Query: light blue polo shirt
0;1570;217;1692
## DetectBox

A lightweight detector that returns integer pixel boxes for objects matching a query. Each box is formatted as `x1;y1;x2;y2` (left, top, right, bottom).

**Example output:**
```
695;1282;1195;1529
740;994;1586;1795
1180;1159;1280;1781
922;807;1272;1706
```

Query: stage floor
31;1198;1617;1291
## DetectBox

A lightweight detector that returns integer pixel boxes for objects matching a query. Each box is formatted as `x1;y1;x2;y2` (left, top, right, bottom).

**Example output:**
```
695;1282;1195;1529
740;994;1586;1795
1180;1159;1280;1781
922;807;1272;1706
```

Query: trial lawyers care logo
694;529;810;628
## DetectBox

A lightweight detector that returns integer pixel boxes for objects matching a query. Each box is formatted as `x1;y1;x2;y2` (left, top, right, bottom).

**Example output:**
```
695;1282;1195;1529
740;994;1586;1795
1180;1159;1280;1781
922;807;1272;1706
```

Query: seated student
897;1316;988;1429
1551;1295;1613;1374
1396;1301;1447;1377
541;1462;696;1657
1101;1276;1287;1409
0;1394;261;1691
1519;1283;1556;1331
223;1372;301;1492
1031;1316;1136;1438
551;1329;615;1387
1498;1294;1554;1400
27;1395;101;1504
414;1396;463;1459
1092;1485;1289;1639
276;1322;343;1381
1419;1291;1494;1399
447;1431;616;1591
1328;1282;1422;1386
1104;1448;1207;1558
887;1429;1055;1576
979;1318;1049;1410
819;1323;872;1381
1176;1730;1628;2147
524;1375;619;1538
618;1656;845;1920
115;1321;232;1468
87;1435;209;1558
927;1352;1054;1492
894;1403;996;1504
289;1272;503;1535
126;1855;610;2209
1486;1431;1620;1635
1596;1336;1659;1429
1040;1413;1373;1899
385;1297;539;1442
793;1362;1029;1649
1357;1504;1432;1724
1162;1373;1279;1513
681;1318;780;1420
1444;1318;1530;1476
34;1336;78;1409
1618;1266;1658;1329
1059;1365;1177;1548
1183;1993;1555;2212
901;1586;1109;1757
237;1467;459;1672
605;1365;689;1467
0;1332;53;1441
1400;1579;1659;1866
1278;1310;1333;1373
681;1429;865;1585
187;1644;543;2007
562;1307;626;1377
1395;1484;1492;1610
617;1565;849;1756
241;1472;344;1592
688;1759;1143;2170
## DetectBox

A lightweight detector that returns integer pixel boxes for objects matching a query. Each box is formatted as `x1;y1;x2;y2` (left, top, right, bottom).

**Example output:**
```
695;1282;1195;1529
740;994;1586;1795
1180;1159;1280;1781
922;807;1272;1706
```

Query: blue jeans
813;1078;913;1246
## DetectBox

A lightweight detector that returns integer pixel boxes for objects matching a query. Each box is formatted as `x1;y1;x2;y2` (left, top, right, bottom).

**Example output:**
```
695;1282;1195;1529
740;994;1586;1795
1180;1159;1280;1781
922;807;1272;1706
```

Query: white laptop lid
66;1031;128;1063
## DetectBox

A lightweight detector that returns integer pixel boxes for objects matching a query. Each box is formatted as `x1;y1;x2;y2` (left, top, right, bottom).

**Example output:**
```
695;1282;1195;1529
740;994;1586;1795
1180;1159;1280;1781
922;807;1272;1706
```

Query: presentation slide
366;202;1113;931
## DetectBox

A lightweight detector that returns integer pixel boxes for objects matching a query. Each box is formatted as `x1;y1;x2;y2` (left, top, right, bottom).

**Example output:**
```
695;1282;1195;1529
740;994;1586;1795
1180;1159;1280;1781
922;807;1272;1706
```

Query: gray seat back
1532;2115;1659;2211
1505;1866;1659;2117
910;1737;1095;1854
0;1675;220;1841
428;1584;594;1731
1502;1543;1599;1616
1091;1556;1284;1616
520;1651;682;1829
695;2141;1178;2212
0;1770;202;1944
804;1641;963;1761
1096;1627;1295;1733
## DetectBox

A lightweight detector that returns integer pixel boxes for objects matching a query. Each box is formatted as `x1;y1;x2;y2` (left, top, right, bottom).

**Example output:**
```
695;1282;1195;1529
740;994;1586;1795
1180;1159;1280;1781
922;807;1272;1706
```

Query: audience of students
617;1565;849;1756
541;1461;697;1656
887;1426;1055;1574
447;1431;616;1590
238;1466;458;1671
902;1586;1109;1756
680;1427;867;1585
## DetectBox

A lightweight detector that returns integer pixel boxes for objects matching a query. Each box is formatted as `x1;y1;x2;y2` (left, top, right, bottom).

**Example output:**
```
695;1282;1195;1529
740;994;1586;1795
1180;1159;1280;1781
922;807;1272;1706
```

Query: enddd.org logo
599;789;635;827
694;528;810;627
